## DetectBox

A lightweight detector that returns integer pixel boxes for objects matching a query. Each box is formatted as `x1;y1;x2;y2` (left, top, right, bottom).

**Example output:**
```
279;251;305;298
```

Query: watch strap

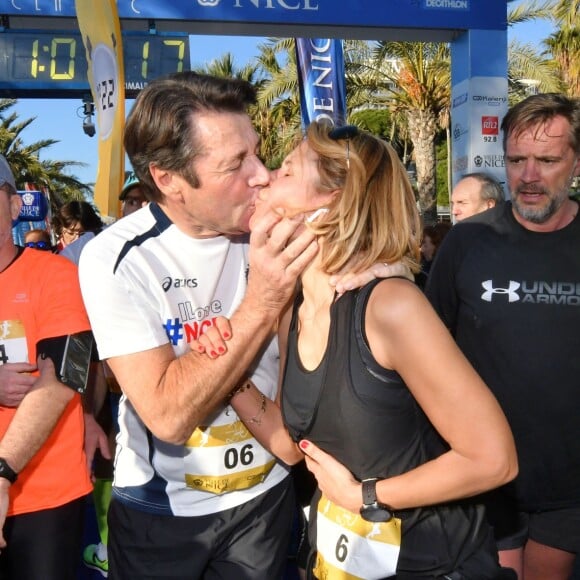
362;477;379;506
0;458;17;484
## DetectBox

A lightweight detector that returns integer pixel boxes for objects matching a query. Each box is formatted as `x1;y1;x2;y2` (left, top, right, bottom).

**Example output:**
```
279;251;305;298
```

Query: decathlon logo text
424;0;468;8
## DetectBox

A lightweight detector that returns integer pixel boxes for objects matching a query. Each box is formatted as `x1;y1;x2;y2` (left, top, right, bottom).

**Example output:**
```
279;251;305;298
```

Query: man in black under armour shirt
427;93;580;580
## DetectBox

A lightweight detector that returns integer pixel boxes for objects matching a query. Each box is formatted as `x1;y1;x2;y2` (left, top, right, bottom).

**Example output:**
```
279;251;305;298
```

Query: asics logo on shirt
481;280;521;303
162;277;198;292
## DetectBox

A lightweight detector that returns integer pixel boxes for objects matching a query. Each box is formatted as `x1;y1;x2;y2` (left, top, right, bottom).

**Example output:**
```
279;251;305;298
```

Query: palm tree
345;41;450;224
0;98;92;205
508;40;565;101
192;52;259;84
507;0;570;97
343;40;404;148
542;0;579;96
253;38;302;167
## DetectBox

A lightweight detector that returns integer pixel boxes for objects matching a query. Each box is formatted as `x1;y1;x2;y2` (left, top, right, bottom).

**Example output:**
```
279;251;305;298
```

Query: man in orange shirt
0;155;95;579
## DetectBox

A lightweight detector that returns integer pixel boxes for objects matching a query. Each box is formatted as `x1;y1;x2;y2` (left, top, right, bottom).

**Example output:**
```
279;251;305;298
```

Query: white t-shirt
79;203;287;517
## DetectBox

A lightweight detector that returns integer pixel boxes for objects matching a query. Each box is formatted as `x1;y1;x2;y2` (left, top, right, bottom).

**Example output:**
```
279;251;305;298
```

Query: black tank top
282;279;498;577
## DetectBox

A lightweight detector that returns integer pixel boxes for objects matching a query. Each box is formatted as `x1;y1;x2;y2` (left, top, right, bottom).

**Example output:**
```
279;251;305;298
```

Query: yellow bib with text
184;418;276;495
0;319;28;364
314;494;401;580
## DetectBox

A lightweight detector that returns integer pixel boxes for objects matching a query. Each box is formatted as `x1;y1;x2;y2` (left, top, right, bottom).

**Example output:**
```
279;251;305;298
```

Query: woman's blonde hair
305;120;421;274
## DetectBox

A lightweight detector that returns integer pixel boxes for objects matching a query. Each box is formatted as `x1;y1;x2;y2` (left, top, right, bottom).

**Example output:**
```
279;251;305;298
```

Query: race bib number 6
314;495;401;580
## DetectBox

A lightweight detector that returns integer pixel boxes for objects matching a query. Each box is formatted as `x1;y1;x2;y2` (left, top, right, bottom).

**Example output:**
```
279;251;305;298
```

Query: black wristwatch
0;458;17;484
359;478;393;522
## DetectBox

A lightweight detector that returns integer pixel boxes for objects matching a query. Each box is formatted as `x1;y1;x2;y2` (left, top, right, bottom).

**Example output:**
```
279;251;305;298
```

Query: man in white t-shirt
79;72;319;579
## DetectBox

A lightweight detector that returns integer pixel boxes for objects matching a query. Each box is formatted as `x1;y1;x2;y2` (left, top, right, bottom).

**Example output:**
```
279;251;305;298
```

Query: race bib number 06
184;419;275;495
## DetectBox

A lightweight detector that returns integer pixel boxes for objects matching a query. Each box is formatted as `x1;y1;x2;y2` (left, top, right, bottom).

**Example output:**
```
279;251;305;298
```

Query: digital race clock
0;30;190;98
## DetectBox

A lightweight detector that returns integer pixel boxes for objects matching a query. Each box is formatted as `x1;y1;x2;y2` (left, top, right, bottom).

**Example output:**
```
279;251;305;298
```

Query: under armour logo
481;280;521;303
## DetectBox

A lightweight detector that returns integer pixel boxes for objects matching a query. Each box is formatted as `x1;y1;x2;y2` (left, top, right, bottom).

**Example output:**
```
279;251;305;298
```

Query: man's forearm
0;382;73;473
155;300;280;443
110;216;317;444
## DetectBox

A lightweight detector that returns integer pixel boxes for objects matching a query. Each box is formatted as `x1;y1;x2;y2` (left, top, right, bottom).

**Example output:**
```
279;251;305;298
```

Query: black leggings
0;495;86;580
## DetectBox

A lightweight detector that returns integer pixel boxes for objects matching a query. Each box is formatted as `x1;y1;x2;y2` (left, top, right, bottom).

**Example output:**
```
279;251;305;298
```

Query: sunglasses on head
25;241;51;250
328;125;360;169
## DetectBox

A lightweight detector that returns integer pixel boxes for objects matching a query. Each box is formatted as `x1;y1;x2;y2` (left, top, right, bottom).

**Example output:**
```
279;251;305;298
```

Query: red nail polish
223;332;230;339
210;350;217;357
299;440;309;450
218;346;225;354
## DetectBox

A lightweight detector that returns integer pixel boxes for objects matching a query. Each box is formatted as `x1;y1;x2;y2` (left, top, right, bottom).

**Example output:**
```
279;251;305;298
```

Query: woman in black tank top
194;121;518;579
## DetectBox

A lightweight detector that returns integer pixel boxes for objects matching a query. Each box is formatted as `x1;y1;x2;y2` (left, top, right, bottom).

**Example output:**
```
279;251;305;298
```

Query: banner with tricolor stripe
295;38;347;129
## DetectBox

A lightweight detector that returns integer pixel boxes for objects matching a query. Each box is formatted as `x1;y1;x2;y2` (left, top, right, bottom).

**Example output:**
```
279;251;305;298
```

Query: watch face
360;504;393;523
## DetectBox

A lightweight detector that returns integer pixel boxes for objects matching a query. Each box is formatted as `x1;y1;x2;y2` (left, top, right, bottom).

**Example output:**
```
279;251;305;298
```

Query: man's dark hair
124;72;257;203
501;93;580;154
53;201;103;236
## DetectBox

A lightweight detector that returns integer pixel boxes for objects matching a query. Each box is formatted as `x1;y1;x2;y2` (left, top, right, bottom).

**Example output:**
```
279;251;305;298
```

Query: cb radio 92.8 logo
482;116;498;143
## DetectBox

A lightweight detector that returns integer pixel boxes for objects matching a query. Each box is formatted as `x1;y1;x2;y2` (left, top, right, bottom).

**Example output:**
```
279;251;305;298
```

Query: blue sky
10;11;554;189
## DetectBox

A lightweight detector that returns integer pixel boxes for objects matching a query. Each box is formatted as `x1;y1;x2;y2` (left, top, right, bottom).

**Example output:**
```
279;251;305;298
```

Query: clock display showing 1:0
0;31;190;97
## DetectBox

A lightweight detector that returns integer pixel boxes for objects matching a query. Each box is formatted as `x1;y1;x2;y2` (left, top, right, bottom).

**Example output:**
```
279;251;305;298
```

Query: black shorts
483;490;580;553
0;495;86;580
108;476;294;580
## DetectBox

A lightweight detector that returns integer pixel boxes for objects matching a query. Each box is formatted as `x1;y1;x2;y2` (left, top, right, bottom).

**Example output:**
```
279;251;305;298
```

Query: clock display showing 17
0;31;190;97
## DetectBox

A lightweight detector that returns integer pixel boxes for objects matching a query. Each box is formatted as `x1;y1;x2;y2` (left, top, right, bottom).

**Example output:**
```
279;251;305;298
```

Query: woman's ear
324;189;339;207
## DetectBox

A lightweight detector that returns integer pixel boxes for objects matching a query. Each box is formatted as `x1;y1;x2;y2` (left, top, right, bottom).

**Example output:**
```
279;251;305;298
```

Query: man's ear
149;164;171;190
149;164;185;203
487;199;496;209
10;192;22;222
149;165;182;200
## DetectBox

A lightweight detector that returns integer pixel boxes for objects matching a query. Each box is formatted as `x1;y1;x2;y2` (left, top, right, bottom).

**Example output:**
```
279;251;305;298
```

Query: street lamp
518;79;541;96
80;95;96;138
